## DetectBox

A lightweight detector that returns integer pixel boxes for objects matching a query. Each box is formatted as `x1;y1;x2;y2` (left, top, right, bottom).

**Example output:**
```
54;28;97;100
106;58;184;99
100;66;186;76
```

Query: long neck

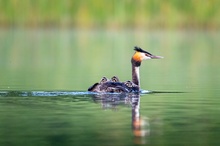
131;59;141;87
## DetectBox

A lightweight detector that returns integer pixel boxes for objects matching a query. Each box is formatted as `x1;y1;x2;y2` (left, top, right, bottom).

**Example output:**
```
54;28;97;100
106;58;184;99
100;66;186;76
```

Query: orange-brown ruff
132;52;147;62
88;46;163;93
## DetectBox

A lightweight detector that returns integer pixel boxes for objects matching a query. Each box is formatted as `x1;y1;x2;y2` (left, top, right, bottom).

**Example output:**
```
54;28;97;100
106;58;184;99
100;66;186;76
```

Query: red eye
145;53;150;57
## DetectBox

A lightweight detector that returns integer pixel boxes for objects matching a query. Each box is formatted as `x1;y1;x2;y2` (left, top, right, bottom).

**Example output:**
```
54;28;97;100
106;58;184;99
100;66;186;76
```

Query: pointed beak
150;55;164;59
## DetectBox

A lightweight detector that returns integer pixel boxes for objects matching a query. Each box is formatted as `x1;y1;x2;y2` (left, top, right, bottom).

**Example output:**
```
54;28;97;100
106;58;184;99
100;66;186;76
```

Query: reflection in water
131;94;150;144
91;93;150;144
0;90;219;145
0;91;150;145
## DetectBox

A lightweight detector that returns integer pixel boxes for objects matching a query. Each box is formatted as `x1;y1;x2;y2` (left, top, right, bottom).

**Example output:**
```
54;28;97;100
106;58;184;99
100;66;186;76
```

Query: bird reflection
131;94;150;144
91;93;150;144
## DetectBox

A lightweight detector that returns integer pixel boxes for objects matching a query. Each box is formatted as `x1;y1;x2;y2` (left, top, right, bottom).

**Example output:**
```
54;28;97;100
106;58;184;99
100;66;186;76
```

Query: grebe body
88;76;139;93
88;46;163;93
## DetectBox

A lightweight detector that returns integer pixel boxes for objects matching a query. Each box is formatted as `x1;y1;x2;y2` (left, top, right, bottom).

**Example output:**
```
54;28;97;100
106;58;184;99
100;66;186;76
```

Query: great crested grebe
88;46;163;93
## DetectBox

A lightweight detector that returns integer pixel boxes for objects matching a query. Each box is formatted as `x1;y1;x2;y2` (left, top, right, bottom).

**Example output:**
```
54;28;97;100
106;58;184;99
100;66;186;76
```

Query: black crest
134;46;152;55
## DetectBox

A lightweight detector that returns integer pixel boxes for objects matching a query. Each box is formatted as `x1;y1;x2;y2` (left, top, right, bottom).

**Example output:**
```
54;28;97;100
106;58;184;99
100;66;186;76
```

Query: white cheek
143;56;151;60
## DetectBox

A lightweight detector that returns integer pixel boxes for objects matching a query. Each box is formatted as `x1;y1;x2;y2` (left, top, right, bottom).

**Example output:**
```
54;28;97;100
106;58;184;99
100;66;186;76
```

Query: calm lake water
0;29;220;146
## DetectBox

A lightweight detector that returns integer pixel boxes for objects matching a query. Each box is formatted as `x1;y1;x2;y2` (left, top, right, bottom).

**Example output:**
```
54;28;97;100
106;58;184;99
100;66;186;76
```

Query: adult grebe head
131;46;163;66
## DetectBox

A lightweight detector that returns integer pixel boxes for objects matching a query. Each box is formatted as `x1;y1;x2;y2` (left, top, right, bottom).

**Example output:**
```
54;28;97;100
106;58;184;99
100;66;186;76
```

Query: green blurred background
0;0;220;91
0;0;219;29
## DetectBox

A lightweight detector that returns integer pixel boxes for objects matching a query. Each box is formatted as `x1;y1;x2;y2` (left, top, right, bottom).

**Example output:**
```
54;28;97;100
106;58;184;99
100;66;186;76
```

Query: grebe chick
124;80;134;88
111;76;120;82
88;77;109;92
88;46;163;93
100;77;109;84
